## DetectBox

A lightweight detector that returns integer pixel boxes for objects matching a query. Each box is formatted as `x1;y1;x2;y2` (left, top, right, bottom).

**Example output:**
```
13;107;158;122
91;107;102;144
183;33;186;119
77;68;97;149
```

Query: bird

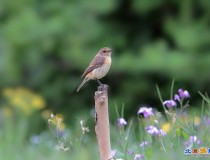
77;47;112;92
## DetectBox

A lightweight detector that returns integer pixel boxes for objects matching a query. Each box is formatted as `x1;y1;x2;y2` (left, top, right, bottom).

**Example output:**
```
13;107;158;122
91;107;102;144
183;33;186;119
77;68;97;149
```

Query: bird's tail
77;77;90;92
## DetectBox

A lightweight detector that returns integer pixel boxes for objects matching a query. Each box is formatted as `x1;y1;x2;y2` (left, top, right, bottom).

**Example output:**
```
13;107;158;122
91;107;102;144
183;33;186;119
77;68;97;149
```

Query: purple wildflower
184;135;202;147
178;89;190;99
174;94;180;101
190;136;197;143
159;129;167;137
146;126;159;135
163;100;177;108
196;139;201;145
117;118;127;127
139;141;148;147
111;149;117;158
137;107;153;118
134;154;144;160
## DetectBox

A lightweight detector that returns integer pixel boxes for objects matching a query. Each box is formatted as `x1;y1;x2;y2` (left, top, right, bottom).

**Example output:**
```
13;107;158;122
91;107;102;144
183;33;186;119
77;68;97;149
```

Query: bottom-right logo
184;147;210;157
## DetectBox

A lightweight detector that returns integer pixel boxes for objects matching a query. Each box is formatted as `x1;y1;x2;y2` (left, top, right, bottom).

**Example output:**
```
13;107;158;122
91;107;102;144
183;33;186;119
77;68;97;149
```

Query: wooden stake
94;84;113;160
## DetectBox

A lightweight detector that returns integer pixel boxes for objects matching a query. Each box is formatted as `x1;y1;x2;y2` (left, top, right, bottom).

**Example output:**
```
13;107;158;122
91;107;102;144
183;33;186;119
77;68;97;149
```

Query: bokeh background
0;0;210;159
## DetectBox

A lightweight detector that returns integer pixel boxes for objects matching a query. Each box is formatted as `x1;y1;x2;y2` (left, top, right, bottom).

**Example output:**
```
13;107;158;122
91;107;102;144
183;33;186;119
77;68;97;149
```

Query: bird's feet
96;79;108;91
96;79;103;86
97;84;108;91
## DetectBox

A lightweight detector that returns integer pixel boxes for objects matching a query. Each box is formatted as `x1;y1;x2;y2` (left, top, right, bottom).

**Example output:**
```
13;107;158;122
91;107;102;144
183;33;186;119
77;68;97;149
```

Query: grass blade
170;78;175;100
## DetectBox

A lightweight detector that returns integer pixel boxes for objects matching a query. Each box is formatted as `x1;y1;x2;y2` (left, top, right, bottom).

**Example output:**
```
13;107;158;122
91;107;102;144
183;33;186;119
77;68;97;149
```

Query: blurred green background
1;0;210;117
0;0;210;159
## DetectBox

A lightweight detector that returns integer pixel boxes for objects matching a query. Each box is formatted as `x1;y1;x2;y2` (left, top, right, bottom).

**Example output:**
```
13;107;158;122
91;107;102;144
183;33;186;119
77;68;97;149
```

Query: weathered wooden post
94;84;113;160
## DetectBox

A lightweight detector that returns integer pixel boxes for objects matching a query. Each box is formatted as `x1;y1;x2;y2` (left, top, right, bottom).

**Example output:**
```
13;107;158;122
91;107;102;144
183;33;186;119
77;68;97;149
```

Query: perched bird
77;47;112;92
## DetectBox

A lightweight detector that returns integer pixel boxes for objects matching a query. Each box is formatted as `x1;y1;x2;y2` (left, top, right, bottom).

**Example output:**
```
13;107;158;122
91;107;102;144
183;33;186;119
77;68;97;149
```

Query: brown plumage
77;47;112;92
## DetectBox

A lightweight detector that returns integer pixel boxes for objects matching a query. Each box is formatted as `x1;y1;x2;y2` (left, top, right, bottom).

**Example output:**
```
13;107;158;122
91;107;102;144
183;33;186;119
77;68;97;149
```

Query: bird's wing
81;55;105;77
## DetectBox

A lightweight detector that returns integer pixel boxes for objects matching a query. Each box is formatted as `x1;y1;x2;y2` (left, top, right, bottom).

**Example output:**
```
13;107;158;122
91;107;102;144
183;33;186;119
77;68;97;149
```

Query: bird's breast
91;57;111;79
105;56;112;65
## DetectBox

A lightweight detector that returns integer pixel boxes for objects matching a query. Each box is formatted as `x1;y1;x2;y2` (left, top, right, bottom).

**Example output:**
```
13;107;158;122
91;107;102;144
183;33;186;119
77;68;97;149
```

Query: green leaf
182;130;190;140
176;128;181;137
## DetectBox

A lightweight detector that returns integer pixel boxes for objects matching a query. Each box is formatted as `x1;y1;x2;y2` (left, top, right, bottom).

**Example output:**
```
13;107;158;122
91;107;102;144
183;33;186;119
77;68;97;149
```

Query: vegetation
0;0;210;159
0;85;210;159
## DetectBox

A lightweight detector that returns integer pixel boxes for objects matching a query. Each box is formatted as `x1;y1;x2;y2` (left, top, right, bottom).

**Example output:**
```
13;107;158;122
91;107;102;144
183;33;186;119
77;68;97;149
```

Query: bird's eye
103;50;106;53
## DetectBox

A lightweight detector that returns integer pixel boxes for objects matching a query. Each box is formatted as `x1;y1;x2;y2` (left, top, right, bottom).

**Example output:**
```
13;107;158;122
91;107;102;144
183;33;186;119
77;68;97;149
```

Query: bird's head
99;47;112;57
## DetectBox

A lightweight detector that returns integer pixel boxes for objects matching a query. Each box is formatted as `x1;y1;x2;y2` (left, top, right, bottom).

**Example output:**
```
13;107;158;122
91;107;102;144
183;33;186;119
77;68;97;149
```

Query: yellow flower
194;116;201;126
49;114;62;124
2;87;46;116
48;114;65;131
32;95;45;109
161;123;171;133
11;96;24;106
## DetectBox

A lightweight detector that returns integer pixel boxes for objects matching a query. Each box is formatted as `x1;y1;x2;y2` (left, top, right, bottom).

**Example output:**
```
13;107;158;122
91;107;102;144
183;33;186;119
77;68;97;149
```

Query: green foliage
1;0;210;117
